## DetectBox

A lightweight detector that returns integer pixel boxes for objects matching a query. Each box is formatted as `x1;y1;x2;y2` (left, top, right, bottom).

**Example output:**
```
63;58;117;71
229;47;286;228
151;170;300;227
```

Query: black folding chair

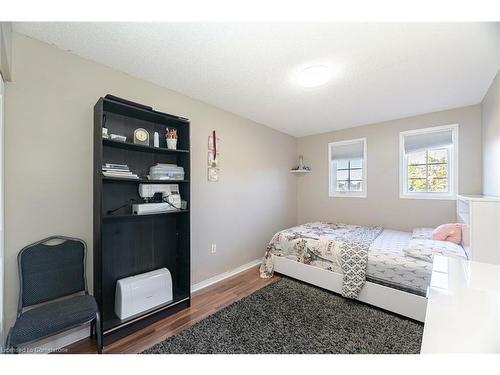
6;236;102;353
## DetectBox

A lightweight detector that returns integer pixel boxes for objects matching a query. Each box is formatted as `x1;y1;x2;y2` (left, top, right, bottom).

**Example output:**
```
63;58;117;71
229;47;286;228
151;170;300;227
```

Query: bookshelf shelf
103;210;189;220
103;138;189;154
102;176;189;184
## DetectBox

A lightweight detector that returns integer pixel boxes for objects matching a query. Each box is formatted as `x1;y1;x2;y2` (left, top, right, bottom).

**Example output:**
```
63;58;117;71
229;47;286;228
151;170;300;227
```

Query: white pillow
411;228;434;240
403;239;466;262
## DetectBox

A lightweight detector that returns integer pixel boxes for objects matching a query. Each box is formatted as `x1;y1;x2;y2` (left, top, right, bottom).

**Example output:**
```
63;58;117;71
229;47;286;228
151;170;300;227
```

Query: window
400;124;458;199
329;138;367;197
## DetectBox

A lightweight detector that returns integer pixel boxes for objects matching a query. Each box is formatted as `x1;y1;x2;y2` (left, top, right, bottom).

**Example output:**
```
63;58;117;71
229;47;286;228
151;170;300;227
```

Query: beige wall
297;105;482;231
482;71;500;196
3;33;297;329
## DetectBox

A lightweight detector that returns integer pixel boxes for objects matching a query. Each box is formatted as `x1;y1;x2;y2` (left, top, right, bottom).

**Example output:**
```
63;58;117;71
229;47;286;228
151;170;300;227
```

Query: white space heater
115;268;173;320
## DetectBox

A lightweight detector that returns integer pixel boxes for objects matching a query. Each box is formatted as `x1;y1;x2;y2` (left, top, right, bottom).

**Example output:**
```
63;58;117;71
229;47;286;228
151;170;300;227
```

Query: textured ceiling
14;22;500;137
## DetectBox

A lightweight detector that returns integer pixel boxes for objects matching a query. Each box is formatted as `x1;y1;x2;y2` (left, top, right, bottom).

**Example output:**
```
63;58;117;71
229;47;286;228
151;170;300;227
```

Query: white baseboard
23;258;262;353
191;258;262;293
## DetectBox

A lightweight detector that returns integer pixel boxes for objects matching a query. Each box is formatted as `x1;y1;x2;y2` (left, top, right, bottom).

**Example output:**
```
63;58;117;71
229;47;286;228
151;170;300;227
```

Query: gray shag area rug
143;278;423;354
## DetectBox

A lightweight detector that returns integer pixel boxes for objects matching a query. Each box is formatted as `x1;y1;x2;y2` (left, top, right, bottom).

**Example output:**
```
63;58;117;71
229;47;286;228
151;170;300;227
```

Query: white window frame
399;124;459;200
328;138;367;198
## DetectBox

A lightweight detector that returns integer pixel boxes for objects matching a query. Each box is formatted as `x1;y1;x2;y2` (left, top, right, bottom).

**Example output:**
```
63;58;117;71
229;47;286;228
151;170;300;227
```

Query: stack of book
102;163;139;179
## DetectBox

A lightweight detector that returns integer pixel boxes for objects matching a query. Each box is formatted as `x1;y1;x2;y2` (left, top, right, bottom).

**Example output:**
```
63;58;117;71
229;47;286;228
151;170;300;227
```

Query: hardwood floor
64;266;281;354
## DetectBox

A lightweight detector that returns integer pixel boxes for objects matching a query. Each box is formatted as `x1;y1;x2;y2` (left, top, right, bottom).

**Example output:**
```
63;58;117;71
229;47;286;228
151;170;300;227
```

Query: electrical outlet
211;244;217;254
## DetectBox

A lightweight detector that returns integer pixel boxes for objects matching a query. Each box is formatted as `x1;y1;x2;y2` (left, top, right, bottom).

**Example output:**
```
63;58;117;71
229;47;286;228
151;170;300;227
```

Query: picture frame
208;167;219;182
208;150;220;167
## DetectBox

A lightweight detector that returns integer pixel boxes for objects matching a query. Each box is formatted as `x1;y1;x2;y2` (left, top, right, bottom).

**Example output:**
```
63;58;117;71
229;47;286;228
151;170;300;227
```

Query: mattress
367;230;432;296
263;223;434;297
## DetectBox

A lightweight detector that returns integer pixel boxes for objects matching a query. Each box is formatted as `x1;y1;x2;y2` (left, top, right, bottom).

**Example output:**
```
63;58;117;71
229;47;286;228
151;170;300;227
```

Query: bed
260;222;467;322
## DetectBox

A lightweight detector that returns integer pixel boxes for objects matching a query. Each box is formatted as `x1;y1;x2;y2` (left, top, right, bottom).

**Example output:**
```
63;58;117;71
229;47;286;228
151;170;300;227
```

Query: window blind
403;128;453;154
330;141;364;160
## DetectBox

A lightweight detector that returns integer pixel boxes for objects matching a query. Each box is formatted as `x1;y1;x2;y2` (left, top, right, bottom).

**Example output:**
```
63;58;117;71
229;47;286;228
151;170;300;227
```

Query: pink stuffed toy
432;223;463;244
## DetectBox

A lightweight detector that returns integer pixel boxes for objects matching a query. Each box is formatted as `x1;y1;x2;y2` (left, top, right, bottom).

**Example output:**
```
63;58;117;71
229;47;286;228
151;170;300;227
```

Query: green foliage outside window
408;148;448;193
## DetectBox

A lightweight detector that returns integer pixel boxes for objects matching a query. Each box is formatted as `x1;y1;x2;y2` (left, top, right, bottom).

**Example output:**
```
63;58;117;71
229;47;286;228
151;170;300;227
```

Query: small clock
133;128;150;145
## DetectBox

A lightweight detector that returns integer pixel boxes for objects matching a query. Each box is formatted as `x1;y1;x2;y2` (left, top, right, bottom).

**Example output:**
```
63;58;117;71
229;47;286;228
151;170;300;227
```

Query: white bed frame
273;255;428;322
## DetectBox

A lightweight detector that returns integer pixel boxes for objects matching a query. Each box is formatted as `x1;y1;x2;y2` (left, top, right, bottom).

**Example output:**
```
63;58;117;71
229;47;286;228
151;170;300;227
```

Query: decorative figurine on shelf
298;155;305;169
102;115;109;139
154;132;160;147
133;128;150;145
291;155;311;171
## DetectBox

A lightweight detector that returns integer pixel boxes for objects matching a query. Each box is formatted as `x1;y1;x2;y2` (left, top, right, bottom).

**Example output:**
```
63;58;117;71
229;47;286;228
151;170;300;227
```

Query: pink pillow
432;223;463;244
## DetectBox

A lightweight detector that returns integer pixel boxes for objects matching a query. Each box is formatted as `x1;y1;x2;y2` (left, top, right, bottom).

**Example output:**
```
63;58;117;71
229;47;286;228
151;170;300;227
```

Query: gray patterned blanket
259;222;383;298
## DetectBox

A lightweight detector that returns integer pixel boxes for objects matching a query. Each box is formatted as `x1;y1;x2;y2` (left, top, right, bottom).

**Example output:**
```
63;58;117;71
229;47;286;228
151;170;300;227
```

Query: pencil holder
166;138;177;150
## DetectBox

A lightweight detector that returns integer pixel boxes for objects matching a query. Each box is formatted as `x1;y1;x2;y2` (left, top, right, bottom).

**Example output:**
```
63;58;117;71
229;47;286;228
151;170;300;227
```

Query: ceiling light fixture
297;65;331;88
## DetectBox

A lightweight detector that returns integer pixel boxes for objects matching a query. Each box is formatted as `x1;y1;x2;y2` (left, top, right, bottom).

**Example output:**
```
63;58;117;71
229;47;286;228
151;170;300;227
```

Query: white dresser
457;194;500;265
421;256;500;353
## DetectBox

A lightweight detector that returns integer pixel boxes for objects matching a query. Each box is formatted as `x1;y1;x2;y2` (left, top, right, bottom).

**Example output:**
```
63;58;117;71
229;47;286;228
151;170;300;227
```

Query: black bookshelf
93;96;191;346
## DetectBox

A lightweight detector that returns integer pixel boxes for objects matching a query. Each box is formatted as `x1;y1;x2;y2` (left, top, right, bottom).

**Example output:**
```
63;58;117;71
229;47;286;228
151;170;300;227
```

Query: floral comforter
260;222;383;298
